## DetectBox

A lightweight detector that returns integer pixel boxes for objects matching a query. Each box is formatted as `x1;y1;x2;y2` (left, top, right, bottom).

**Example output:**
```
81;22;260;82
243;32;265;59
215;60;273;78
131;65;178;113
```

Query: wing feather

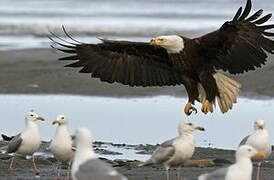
50;31;185;87
7;134;22;153
196;0;274;74
238;0;251;20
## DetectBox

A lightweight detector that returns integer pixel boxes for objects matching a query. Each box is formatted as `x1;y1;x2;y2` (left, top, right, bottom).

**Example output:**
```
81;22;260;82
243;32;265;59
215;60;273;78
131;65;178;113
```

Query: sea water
0;0;273;50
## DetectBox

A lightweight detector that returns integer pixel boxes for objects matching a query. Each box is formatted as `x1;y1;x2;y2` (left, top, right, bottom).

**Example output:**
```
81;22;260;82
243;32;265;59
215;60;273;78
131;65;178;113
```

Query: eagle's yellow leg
201;100;210;114
184;102;197;116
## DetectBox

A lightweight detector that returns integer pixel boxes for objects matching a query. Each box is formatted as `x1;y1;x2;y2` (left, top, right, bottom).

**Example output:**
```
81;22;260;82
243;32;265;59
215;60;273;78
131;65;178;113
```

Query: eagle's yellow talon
184;102;197;116
201;100;210;114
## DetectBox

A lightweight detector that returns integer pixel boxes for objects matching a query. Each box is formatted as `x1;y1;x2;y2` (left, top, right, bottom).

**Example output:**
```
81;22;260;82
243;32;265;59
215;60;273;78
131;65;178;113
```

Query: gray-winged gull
239;120;271;180
50;115;74;180
140;120;205;180
199;145;265;180
71;127;127;180
6;112;44;172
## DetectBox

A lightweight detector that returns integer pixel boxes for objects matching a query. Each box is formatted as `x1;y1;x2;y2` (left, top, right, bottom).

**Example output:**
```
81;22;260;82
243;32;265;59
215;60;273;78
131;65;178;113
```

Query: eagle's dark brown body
50;0;274;115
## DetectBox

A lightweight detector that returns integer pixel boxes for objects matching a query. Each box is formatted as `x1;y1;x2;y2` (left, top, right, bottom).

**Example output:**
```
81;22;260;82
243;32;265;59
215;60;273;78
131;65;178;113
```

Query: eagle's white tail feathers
198;73;241;113
214;73;241;113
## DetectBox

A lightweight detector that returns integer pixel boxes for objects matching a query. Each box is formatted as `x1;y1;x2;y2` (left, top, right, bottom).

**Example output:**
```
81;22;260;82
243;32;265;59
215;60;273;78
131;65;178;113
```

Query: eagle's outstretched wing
50;29;184;87
196;0;274;74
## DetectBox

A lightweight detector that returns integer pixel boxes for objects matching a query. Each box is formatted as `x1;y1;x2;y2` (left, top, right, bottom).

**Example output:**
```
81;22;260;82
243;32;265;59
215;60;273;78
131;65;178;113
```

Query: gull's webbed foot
184;102;197;116
201;100;210;114
33;168;40;173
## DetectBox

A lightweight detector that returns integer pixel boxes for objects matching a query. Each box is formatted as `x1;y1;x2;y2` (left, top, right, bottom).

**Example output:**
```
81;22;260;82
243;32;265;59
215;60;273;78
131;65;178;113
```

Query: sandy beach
0;141;273;180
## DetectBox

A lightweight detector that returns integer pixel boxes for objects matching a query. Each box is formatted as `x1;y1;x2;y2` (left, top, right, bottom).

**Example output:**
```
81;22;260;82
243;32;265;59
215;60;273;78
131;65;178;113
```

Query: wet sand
0;141;273;180
0;48;274;98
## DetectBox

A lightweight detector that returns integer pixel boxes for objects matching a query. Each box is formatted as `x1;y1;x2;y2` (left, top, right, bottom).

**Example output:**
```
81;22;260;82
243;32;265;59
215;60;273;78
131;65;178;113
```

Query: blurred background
0;0;273;50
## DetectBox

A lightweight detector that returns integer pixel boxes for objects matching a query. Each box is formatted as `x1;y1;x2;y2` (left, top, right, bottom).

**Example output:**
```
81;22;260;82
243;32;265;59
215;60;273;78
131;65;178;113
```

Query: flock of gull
0;111;271;180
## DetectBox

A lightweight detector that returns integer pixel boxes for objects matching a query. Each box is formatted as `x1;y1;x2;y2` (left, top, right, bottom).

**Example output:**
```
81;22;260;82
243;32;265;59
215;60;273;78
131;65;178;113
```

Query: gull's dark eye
30;114;34;117
61;117;64;119
248;148;251;152
188;123;193;126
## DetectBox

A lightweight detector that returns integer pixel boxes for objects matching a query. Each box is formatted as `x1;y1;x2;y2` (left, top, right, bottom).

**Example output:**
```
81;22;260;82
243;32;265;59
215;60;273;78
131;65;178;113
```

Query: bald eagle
50;0;274;115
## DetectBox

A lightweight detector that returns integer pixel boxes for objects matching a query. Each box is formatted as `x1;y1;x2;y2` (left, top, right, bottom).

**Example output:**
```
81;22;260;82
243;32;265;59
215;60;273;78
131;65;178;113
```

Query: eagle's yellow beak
195;126;205;131
150;38;164;45
259;125;264;129
52;120;60;125
150;38;157;45
36;116;45;121
255;152;265;158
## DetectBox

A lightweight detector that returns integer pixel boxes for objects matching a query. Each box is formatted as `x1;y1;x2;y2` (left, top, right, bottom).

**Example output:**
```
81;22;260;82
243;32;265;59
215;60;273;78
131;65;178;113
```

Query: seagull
239;120;272;180
6;112;45;173
140;120;205;180
49;115;74;180
198;145;265;180
71;127;127;180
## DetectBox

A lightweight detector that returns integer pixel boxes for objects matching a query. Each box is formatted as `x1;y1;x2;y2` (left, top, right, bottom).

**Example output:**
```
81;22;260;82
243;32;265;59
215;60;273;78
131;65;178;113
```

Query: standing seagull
140;120;205;180
50;115;74;180
7;112;45;172
71;128;127;180
239;120;271;180
198;145;265;180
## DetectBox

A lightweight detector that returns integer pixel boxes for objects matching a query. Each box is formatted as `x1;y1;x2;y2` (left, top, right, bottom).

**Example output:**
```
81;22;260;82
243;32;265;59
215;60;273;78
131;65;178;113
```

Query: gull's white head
52;115;68;125
150;35;184;54
178;120;205;136
236;145;265;160
254;120;265;130
25;112;45;123
75;127;93;147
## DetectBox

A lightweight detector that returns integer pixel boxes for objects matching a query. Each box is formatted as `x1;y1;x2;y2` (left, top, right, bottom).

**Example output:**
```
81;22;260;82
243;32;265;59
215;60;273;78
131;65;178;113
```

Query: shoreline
0;141;273;180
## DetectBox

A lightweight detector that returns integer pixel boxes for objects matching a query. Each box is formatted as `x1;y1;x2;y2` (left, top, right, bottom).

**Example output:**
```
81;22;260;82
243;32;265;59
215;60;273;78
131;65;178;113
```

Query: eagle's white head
150;35;184;54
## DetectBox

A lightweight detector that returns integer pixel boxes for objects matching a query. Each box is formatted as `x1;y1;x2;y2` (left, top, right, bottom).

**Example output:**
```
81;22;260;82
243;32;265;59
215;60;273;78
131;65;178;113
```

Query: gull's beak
255;152;265;158
36;116;45;121
150;38;157;45
71;135;76;140
259;125;264;129
195;126;205;131
52;120;60;125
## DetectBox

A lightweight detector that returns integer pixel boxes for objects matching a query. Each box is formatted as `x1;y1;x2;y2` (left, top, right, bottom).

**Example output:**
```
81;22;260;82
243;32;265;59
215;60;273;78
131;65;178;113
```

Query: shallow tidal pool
0;95;273;160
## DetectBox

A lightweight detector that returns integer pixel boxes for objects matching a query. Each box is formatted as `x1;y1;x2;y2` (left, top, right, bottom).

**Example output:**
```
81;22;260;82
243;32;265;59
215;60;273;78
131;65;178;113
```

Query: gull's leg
54;161;62;180
65;161;72;180
256;162;262;180
184;102;197;116
201;100;210;114
176;167;181;180
32;155;39;173
8;156;15;171
165;166;170;180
